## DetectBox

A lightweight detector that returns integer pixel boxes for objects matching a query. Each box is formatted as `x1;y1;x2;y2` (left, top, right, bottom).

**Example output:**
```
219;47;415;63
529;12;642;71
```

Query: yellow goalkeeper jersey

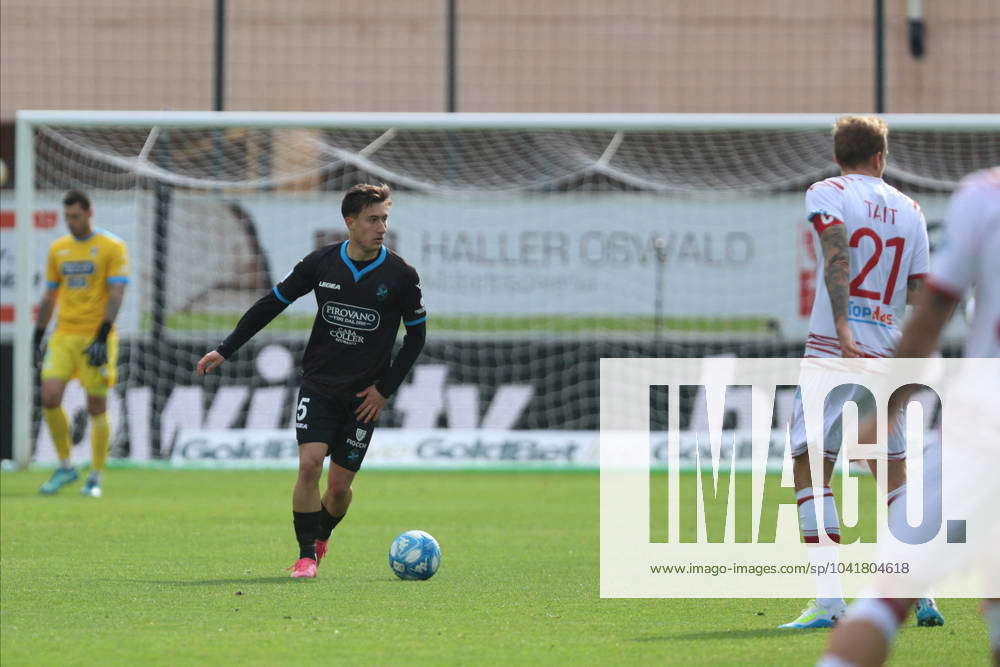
46;228;130;335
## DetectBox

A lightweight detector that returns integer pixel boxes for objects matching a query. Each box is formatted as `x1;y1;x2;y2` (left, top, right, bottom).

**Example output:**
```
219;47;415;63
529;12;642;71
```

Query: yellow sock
43;407;71;463
90;413;110;472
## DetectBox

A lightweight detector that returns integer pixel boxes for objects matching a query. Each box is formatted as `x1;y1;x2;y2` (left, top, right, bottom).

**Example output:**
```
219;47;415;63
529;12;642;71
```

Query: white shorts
789;383;907;462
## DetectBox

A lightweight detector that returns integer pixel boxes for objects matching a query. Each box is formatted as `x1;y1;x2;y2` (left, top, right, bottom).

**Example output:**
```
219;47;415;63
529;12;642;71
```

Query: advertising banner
6;191;955;339
6;337;942;464
168;427;800;470
21;337;819;463
169;428;597;469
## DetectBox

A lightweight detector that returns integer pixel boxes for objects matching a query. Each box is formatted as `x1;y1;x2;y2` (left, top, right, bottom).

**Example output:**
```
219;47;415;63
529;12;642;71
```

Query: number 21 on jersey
849;227;905;304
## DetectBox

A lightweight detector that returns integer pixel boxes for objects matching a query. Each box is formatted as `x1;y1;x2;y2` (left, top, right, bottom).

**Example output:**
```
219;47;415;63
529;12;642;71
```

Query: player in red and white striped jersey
819;168;1000;666
782;116;942;629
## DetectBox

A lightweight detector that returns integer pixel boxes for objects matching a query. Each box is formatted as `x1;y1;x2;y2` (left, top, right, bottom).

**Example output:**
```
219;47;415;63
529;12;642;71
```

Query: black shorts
294;388;374;472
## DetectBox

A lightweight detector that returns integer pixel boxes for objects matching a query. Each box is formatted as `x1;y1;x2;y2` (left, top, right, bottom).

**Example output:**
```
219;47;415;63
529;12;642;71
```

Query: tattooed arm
820;223;863;357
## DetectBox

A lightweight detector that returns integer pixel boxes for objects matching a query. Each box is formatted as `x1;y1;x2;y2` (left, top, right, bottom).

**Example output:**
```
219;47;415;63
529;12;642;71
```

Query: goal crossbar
16;110;1000;131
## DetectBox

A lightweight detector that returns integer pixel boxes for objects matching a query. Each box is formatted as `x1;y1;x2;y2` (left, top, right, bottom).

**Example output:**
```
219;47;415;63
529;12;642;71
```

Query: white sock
797;487;818;542
87;470;102;483
848;598;905;644
822;488;841;543
798;486;843;607
814;548;844;610
797;486;842;542
888;483;945;548
815;656;855;667
59;459;73;470
887;483;906;527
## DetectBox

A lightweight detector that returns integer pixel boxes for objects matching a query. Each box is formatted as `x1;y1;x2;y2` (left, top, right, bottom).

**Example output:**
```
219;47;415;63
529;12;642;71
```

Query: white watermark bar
600;357;1000;598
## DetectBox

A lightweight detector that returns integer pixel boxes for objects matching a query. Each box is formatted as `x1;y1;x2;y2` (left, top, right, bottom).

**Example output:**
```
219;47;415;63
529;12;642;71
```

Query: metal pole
445;0;459;183
653;237;667;340
446;0;457;112
907;0;925;58
150;133;173;457
214;0;226;112
213;0;226;188
875;0;885;113
151;177;171;341
13;116;36;469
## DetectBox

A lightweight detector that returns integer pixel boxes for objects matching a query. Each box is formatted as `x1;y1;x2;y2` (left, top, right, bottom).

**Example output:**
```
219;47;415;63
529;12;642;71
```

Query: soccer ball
388;530;441;580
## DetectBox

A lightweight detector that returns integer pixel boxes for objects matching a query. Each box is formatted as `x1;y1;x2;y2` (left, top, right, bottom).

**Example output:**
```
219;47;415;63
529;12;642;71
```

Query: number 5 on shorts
296;397;311;421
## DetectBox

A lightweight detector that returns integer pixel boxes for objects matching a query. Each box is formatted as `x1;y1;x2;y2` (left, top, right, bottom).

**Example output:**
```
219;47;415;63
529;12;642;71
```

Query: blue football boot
39;467;78;495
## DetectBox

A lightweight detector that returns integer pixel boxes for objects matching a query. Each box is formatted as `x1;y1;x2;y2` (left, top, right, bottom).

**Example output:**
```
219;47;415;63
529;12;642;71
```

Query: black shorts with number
294;387;374;472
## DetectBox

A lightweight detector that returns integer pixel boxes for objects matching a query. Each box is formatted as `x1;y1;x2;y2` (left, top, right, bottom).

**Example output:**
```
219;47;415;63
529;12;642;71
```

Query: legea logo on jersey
61;261;95;275
322;301;381;330
848;299;894;327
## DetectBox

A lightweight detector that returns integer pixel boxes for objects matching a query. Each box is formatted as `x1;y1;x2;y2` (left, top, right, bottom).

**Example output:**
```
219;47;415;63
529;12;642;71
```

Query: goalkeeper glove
33;328;47;369
85;322;112;367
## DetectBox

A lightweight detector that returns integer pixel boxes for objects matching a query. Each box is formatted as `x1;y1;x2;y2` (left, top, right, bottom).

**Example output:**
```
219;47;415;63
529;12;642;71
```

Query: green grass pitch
1;470;988;665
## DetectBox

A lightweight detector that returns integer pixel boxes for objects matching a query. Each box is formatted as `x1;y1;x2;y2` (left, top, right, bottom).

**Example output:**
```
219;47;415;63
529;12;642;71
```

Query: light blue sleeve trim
273;285;292;304
106;276;130;284
46;281;60;289
403;316;427;326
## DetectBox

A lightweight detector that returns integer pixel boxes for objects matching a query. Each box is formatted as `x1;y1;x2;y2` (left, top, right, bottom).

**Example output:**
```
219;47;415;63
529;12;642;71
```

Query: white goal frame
13;110;1000;469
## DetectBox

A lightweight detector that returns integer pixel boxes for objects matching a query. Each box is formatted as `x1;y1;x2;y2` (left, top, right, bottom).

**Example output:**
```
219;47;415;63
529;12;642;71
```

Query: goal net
9;112;1000;465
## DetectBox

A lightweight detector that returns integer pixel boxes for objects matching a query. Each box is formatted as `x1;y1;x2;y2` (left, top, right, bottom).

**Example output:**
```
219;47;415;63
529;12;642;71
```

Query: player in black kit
196;184;426;578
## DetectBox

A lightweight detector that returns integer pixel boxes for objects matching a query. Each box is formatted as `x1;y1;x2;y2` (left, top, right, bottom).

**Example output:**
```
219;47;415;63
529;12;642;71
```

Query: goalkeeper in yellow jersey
34;190;129;497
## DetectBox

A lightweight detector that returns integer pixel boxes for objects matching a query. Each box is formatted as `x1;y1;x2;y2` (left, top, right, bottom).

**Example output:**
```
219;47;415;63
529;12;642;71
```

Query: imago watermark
599;358;999;598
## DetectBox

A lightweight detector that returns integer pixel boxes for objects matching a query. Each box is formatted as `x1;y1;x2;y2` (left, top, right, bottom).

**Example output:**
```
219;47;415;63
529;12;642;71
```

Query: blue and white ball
388;530;441;580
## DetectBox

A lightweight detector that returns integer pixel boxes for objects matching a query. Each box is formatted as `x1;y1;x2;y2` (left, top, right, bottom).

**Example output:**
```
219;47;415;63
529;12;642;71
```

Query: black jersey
272;242;425;395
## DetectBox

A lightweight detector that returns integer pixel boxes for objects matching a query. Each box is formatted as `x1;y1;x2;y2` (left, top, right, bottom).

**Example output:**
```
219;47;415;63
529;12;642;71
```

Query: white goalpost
11;111;1000;469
